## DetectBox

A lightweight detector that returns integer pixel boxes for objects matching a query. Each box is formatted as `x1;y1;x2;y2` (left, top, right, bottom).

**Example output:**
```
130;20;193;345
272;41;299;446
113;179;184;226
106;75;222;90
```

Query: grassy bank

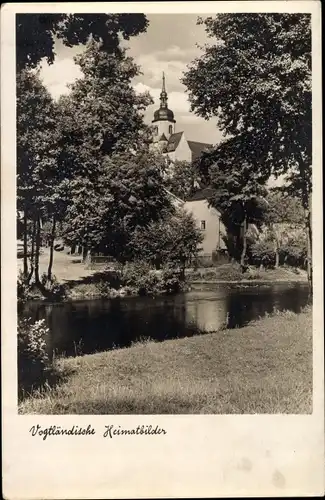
186;263;308;283
19;308;312;415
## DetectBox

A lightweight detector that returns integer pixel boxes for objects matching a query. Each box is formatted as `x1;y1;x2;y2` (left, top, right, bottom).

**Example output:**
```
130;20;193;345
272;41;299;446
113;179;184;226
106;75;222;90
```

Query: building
150;76;227;260
151;73;212;165
183;188;227;257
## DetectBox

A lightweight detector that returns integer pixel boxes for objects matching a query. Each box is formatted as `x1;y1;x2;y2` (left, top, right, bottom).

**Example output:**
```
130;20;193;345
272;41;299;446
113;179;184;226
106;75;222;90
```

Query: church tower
152;73;176;144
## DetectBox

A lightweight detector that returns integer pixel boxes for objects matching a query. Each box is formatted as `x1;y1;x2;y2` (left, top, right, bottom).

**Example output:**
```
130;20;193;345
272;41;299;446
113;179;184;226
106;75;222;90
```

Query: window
200;220;206;230
153;126;158;135
169;125;173;134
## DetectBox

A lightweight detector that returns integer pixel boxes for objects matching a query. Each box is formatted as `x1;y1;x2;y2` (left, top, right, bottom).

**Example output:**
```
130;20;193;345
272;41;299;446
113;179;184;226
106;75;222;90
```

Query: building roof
152;73;176;123
185;187;216;202
188;140;213;162
166;131;184;152
153;107;175;123
159;133;168;141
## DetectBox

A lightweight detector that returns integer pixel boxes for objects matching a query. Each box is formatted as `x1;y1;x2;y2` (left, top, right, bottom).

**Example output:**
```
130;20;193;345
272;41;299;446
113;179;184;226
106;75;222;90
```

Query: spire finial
160;71;167;108
162;71;166;92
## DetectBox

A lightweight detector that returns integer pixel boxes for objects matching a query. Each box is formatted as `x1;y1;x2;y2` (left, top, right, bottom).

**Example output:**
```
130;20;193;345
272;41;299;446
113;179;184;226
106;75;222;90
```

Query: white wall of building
173;133;192;162
153;120;175;142
184;199;227;254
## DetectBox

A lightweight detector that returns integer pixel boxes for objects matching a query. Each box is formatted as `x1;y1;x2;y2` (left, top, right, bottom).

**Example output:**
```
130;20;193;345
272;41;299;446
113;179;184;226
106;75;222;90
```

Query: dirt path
17;247;96;283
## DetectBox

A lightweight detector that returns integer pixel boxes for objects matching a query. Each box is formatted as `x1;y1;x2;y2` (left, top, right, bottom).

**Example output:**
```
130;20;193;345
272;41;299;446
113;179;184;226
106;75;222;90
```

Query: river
22;282;311;358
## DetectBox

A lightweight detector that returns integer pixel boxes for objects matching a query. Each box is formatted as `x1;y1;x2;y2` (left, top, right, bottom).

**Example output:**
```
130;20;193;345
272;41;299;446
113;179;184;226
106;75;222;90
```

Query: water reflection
23;283;311;357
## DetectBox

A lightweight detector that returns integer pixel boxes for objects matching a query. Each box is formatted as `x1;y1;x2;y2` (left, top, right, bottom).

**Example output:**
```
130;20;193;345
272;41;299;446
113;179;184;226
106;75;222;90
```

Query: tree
182;14;312;282
195;136;269;266
17;69;59;284
56;39;161;260
57;39;153;180
261;190;305;267
165;160;199;200
62;151;172;262
16;14;148;70
130;209;204;272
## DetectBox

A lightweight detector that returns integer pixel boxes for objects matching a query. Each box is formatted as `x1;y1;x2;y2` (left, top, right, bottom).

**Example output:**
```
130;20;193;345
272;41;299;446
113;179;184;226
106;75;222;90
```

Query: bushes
17;271;66;305
40;273;67;299
250;241;276;268
17;270;33;307
18;317;51;397
121;261;183;296
280;244;307;268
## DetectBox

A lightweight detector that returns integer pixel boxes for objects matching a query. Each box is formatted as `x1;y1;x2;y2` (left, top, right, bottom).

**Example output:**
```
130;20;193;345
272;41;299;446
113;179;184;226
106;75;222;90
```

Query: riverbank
18;248;308;301
19;307;312;414
186;264;308;283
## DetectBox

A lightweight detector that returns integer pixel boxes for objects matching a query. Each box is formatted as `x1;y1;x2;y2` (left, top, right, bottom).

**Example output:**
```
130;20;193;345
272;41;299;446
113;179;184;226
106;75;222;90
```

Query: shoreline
23;277;309;303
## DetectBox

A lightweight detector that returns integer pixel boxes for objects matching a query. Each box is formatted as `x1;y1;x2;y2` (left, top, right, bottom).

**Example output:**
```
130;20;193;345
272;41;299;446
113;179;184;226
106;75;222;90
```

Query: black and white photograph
1;1;324;498
15;10;315;415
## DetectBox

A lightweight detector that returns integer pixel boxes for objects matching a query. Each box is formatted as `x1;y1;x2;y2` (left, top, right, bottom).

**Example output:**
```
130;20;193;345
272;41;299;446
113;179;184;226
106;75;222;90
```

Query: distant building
183;188;227;256
151;73;212;165
150;75;226;261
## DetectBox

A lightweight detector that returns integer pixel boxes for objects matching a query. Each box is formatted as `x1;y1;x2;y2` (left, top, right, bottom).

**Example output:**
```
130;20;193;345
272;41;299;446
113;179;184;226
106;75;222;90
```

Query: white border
1;2;324;498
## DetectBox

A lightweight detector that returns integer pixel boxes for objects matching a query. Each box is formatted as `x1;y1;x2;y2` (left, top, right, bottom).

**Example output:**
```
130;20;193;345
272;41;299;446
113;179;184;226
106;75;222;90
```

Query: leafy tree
165;160;199;200
62;151;172;262
183;14;312;282
261;191;305;267
57;39;153;180
56;40;161;261
130;209;204;272
194;136;269;267
16;13;148;70
17;69;59;284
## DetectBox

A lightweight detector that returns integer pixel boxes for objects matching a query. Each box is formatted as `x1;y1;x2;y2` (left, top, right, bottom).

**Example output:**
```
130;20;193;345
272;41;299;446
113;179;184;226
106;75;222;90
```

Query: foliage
62;150;172;261
250;240;276;268
40;273;67;300
183;13;312;280
166;160;199;200
17;17;151;284
56;40;169;260
57;39;153;179
265;191;305;226
129;209;203;269
280;241;307;268
120;261;183;296
17;70;59;215
17;68;65;283
18;317;50;396
16;13;149;70
193;138;269;264
183;14;311;177
17;270;33;307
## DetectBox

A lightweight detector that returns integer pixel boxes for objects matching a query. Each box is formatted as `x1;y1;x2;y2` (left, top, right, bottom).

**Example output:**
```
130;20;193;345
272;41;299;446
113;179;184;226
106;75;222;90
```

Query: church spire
160;72;168;108
162;72;166;93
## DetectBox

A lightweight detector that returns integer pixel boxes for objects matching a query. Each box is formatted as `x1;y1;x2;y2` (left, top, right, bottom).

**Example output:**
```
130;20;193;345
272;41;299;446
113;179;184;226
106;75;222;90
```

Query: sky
39;14;223;145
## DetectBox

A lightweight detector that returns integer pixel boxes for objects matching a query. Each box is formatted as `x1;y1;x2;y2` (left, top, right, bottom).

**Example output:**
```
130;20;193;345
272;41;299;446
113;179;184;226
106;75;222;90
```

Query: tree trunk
240;216;247;267
275;249;279;268
47;215;56;280
27;219;36;283
82;245;88;262
23;209;28;279
34;214;41;285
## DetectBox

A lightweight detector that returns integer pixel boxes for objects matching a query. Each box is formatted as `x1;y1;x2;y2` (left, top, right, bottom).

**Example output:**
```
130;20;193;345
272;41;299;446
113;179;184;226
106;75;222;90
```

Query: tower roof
152;72;175;123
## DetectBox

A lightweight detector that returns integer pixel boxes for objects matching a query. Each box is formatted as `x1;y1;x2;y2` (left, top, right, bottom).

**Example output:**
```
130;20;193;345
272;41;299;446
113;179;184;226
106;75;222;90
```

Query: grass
19;307;312;415
186;263;308;283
